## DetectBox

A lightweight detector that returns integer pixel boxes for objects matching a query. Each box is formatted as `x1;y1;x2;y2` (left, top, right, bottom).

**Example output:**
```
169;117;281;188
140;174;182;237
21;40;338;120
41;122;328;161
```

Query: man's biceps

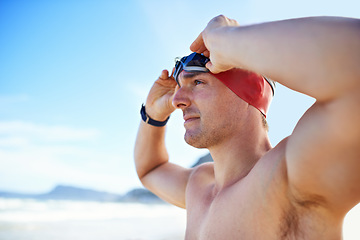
162;163;193;188
141;163;191;191
141;163;191;208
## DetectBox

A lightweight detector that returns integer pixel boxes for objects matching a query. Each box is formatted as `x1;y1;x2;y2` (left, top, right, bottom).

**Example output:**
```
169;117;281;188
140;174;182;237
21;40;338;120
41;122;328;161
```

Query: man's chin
184;132;207;149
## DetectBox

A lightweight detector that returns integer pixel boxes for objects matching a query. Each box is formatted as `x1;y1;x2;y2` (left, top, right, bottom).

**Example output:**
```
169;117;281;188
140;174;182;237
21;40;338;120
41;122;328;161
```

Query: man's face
172;71;248;149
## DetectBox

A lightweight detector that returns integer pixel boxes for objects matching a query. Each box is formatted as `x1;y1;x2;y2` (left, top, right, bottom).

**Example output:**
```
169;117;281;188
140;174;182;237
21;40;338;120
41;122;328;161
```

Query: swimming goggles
173;52;210;86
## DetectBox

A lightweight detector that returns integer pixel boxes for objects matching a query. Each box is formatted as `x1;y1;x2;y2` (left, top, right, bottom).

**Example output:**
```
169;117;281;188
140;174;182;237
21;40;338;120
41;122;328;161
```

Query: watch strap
140;104;169;127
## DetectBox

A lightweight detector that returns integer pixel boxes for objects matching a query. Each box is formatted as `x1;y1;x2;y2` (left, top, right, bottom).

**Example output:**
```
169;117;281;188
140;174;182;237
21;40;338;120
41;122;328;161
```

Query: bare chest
185;189;280;240
184;183;341;240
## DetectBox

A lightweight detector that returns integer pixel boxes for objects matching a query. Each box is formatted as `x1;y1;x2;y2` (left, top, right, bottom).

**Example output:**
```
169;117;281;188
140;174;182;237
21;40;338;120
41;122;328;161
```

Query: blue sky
1;0;359;195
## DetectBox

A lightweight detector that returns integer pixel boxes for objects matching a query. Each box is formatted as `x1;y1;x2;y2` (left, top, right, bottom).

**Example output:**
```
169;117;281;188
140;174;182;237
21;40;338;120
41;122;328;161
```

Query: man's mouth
183;115;200;124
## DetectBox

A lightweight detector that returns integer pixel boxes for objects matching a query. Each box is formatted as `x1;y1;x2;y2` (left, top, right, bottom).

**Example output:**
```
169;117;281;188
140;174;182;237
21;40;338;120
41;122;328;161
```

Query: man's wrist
140;104;170;127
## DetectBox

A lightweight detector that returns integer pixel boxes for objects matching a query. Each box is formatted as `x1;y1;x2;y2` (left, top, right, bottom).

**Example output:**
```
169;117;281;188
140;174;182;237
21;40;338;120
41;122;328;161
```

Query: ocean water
0;198;359;240
0;198;186;240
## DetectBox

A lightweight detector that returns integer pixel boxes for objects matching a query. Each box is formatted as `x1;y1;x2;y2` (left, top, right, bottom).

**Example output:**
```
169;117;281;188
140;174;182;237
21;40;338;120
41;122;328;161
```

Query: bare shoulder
186;162;215;203
188;162;215;184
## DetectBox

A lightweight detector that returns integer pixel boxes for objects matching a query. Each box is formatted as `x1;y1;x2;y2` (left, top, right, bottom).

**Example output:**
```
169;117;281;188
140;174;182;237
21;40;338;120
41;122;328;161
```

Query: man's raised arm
191;16;360;100
192;15;360;215
134;69;192;208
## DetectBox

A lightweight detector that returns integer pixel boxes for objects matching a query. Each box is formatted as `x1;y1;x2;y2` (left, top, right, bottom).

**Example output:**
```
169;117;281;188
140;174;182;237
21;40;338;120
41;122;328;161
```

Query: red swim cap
211;69;274;117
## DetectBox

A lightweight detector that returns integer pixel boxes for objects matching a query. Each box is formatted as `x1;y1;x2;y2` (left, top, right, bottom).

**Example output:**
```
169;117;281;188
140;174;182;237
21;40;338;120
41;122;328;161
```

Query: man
134;15;360;239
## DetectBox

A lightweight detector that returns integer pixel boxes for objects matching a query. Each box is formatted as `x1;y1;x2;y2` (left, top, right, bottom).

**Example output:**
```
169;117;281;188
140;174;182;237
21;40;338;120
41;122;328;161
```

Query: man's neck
208;116;272;192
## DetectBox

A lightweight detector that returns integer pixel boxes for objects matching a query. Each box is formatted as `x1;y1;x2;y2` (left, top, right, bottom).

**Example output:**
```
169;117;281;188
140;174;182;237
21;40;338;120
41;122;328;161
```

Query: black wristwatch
140;104;170;127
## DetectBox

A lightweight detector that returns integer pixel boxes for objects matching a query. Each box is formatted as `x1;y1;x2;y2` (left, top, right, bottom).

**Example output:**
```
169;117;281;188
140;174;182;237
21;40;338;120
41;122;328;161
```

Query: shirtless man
134;15;360;239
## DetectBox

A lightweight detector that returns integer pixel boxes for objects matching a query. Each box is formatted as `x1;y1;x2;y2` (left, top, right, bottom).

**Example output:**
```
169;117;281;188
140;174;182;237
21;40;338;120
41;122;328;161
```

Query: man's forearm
207;17;360;101
134;121;169;180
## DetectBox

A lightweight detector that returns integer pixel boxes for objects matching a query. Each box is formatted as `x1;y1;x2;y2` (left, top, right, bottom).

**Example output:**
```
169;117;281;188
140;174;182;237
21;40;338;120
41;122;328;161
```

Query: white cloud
0;121;136;194
0;143;138;194
0;137;29;147
0;121;100;142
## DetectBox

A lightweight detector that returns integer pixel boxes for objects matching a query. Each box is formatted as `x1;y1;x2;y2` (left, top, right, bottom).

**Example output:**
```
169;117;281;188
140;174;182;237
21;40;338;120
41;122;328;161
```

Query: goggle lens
173;53;210;86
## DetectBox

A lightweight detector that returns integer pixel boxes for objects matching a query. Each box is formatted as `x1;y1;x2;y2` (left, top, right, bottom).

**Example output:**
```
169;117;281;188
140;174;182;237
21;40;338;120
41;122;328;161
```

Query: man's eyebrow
181;72;207;79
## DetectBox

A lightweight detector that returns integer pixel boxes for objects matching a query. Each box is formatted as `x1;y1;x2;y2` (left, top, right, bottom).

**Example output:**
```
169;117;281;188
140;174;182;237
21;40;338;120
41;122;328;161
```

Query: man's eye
194;80;203;85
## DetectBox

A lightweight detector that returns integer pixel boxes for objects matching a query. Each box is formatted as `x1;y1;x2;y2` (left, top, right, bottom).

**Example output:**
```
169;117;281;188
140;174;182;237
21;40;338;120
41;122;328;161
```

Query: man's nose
172;87;191;110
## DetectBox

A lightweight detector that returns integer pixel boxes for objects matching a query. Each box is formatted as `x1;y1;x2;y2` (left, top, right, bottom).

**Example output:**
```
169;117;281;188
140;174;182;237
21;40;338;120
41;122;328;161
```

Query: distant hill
121;188;163;204
0;153;212;203
0;185;162;203
191;153;213;167
39;185;120;202
0;185;119;202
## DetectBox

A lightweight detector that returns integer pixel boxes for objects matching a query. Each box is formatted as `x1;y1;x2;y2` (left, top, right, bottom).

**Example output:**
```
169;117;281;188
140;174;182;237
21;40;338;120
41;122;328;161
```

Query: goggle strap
183;66;209;72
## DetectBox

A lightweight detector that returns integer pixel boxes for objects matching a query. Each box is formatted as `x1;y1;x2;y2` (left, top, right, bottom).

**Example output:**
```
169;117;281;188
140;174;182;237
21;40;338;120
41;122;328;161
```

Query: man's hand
145;69;177;121
190;15;240;74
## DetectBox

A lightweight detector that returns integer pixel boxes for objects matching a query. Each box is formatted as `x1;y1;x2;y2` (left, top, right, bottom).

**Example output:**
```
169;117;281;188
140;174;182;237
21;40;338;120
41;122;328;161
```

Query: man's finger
170;67;175;76
205;61;215;73
160;69;169;79
205;61;222;74
190;32;207;53
203;50;210;58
